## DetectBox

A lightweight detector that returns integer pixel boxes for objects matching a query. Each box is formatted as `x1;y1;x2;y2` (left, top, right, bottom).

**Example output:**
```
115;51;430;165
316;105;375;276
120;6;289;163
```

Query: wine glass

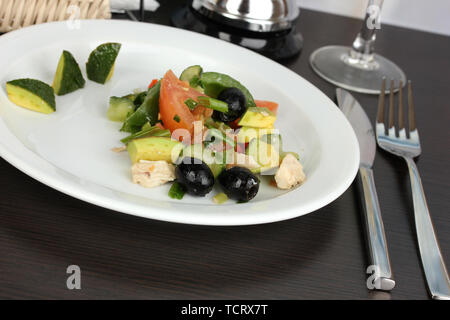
309;0;406;94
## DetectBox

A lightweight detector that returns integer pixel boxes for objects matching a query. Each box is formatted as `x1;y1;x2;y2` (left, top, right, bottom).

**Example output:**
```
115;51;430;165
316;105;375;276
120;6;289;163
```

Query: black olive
175;157;215;196
218;167;259;202
212;87;247;123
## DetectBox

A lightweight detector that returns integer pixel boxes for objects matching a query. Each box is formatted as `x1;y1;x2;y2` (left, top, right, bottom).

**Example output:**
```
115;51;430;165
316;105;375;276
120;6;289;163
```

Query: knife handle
358;166;395;291
404;156;450;300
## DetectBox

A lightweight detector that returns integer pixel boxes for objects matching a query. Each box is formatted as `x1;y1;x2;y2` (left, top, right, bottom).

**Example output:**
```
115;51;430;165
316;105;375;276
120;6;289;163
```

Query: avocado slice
86;42;121;84
127;137;183;164
6;78;56;114
238;107;276;128
52;50;85;95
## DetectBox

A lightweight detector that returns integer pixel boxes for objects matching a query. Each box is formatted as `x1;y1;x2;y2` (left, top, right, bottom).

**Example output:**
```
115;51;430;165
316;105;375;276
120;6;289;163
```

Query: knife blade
336;88;395;291
336;89;375;167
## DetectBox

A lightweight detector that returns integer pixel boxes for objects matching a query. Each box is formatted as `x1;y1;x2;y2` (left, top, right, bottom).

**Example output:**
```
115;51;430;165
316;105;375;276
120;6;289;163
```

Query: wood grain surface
0;1;449;299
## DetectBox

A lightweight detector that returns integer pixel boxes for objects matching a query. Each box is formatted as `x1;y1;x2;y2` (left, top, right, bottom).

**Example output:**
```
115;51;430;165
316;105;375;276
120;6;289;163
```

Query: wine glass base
310;45;406;94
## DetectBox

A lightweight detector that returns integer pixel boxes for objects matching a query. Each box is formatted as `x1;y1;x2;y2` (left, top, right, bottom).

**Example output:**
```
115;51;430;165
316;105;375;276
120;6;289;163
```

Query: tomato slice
159;70;209;140
255;100;278;114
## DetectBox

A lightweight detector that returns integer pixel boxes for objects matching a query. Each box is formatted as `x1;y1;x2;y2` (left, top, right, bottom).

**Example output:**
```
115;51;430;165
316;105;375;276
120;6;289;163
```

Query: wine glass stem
352;0;384;56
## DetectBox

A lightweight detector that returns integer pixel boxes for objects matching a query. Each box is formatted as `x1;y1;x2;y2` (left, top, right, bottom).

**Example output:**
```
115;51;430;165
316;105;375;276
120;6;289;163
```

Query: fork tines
376;78;417;138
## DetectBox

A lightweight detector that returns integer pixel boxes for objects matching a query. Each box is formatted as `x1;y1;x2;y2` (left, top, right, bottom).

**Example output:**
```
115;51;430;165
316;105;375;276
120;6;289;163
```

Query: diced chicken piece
131;160;175;188
274;154;306;189
226;152;260;171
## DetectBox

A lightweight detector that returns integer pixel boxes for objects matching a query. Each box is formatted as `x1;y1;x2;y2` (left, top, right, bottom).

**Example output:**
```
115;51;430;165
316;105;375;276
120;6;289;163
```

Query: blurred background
299;0;450;36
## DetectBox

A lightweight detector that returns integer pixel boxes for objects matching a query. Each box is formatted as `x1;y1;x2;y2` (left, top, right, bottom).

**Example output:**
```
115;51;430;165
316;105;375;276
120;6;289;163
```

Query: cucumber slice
133;91;147;108
105;64;115;82
86;42;121;84
6;78;56;114
260;134;297;160
246;138;280;172
180;65;202;87
121;81;161;133
260;133;282;155
107;96;135;122
260;133;282;146
52;50;85;95
122;93;137;102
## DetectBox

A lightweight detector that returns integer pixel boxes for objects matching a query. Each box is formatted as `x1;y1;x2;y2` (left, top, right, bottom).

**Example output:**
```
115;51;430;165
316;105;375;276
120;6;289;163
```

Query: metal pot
191;0;299;32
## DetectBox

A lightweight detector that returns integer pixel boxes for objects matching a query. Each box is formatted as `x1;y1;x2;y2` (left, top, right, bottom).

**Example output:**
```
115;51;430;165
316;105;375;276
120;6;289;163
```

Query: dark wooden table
1;2;449;300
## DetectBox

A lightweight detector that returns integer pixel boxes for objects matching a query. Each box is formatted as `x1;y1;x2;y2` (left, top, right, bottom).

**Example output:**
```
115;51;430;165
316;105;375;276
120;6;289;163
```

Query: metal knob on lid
192;0;299;32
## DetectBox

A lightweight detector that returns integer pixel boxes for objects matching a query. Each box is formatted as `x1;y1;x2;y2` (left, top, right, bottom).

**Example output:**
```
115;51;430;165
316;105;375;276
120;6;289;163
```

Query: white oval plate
0;20;359;226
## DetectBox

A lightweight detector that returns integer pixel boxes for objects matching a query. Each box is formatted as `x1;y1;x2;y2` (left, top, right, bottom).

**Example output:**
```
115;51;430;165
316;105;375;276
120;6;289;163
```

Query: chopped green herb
151;129;171;138
213;193;228;204
189;76;200;88
173;114;181;123
121;125;171;144
142;122;152;131
121;127;155;144
197;96;229;113
168;182;186;200
184;98;198;110
204;117;231;132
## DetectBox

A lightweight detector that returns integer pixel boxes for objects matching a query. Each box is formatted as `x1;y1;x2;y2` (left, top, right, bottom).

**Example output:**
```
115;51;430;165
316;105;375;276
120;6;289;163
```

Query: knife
336;88;395;291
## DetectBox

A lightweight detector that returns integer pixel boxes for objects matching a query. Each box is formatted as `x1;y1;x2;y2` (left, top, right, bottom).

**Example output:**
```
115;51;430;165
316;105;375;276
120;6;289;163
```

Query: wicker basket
0;0;111;33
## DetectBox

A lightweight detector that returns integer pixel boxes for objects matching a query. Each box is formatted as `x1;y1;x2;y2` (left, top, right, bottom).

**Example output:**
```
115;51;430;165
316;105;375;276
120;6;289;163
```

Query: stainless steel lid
191;0;299;32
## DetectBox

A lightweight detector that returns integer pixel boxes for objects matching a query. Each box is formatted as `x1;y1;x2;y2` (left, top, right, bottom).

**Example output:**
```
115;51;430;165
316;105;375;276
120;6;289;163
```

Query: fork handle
358;166;395;291
404;156;450;300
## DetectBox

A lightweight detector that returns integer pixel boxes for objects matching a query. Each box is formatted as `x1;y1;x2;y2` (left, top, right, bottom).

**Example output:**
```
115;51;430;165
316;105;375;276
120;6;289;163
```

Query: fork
376;78;450;300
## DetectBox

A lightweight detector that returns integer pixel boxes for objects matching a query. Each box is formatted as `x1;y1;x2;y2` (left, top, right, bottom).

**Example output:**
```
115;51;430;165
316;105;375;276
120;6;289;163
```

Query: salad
109;65;306;203
4;41;305;204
